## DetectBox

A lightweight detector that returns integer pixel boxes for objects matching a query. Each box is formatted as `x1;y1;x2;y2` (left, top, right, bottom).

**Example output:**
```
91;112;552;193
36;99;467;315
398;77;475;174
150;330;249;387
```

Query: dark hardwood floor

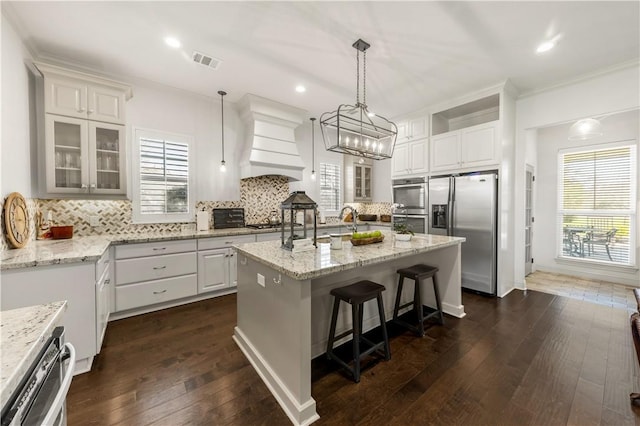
67;290;640;425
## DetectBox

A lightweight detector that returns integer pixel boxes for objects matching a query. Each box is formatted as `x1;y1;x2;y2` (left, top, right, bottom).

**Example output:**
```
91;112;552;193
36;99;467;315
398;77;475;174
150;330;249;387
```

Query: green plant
393;223;414;235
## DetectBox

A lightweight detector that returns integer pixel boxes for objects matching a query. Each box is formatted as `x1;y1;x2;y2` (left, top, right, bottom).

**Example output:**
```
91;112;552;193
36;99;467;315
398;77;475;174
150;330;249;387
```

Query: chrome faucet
339;206;358;233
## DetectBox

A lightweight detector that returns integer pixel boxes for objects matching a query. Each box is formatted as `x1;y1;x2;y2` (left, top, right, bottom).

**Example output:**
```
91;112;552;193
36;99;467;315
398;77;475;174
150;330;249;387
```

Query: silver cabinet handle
153;266;166;270
88;109;94;114
230;253;235;257
104;279;110;285
81;183;88;189
152;247;167;251
153;289;167;294
240;257;247;265
77;107;85;113
273;274;282;285
90;183;96;189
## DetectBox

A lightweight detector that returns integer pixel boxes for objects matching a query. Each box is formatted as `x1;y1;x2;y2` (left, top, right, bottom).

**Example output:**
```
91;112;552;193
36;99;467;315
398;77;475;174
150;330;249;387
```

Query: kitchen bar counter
0;301;66;409
232;231;465;425
0;222;390;271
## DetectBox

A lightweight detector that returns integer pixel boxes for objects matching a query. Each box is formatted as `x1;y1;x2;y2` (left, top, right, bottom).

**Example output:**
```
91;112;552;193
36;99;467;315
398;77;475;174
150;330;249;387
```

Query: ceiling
4;1;639;118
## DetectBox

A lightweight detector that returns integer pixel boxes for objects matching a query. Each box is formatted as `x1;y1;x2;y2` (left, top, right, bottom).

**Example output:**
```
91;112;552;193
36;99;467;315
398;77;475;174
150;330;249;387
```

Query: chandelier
320;39;397;160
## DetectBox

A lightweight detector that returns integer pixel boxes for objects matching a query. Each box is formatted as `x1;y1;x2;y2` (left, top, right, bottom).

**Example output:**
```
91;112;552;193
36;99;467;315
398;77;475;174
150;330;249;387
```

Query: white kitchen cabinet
392;138;429;177
197;235;255;292
36;62;131;197
396;115;428;143
114;239;198;313
354;163;372;201
37;62;130;125
430;121;498;172
1;262;98;375
45;115;126;194
95;250;111;354
198;248;231;293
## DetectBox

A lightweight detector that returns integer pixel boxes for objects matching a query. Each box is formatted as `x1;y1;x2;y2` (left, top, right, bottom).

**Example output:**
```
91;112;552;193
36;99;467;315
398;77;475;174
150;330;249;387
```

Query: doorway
524;165;534;276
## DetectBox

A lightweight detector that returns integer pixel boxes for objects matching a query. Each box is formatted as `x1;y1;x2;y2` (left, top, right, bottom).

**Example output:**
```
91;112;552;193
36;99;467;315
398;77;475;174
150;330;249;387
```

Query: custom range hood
238;94;307;181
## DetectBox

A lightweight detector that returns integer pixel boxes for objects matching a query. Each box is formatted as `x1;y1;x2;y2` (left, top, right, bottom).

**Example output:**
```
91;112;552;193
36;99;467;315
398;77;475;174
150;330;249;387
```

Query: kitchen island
233;230;465;425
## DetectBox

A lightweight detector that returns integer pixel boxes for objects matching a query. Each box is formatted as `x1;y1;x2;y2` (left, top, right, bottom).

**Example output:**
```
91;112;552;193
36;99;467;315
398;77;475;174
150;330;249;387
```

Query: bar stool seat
326;280;391;383
393;264;444;337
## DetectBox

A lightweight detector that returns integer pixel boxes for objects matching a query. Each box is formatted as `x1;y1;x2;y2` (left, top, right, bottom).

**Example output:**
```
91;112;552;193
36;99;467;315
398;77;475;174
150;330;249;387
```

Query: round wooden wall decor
4;192;30;248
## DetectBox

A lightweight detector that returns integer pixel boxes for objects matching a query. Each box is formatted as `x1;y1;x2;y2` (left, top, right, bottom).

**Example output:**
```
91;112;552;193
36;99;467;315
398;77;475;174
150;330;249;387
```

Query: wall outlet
257;273;265;287
89;215;100;227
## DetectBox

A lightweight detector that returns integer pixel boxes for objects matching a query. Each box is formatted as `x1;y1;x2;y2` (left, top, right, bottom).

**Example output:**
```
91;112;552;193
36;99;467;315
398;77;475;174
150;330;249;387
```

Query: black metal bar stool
393;264;444;337
326;280;391;383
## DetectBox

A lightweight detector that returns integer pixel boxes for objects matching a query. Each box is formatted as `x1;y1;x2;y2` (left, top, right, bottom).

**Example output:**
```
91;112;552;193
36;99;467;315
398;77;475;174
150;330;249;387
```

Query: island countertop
0;301;67;409
234;230;465;280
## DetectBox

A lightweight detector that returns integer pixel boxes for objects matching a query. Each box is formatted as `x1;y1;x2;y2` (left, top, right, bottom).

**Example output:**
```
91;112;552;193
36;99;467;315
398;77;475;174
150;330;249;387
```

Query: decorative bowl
394;233;412;242
350;235;384;246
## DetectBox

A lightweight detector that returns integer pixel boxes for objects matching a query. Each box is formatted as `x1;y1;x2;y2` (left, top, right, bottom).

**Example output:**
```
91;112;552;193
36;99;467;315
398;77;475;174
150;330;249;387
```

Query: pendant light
310;117;316;181
320;39;397;160
568;118;603;140
218;90;227;172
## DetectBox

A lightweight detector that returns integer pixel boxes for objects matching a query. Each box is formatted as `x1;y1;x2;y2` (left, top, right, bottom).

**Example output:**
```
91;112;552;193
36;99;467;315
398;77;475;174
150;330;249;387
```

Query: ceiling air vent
192;50;222;70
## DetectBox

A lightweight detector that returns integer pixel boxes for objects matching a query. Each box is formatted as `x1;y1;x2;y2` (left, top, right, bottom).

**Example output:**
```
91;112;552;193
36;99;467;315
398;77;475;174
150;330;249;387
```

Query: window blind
139;137;189;214
558;143;636;265
319;163;341;211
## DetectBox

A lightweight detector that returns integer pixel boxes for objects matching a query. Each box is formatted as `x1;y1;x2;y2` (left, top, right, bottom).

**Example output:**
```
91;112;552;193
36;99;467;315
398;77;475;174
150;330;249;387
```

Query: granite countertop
234;230;465;280
0;222;391;271
0;301;67;409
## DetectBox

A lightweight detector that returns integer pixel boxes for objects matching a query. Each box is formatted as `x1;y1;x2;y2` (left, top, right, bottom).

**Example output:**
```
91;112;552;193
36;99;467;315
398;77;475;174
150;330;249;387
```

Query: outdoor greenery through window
133;129;193;223
558;142;637;265
319;163;341;212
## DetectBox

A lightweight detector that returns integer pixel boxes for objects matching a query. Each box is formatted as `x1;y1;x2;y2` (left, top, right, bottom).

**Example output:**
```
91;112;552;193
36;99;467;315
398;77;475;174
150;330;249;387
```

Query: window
132;129;194;223
319;162;341;213
558;142;637;265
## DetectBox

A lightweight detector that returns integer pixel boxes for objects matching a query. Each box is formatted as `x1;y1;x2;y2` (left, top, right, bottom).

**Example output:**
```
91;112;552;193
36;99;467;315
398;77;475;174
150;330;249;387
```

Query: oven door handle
41;342;76;426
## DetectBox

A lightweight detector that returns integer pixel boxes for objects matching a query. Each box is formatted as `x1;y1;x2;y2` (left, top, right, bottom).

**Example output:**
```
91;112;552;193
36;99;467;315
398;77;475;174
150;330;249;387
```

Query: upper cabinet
35;62;132;197
344;156;373;202
430;93;501;173
392;113;429;178
396;115;428;143
46;76;127;124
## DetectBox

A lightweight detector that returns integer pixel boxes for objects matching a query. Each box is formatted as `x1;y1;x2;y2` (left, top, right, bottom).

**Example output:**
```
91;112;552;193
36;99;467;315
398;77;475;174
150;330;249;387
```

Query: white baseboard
73;356;93;376
442;301;466;318
233;327;320;426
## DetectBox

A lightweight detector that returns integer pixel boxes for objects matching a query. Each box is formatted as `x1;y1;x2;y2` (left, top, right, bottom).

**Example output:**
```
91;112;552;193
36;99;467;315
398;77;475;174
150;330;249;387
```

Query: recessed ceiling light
164;36;182;49
295;85;306;93
536;40;556;54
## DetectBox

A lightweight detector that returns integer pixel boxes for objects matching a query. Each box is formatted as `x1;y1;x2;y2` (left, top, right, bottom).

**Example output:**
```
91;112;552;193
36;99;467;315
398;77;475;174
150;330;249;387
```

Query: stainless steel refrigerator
428;171;498;295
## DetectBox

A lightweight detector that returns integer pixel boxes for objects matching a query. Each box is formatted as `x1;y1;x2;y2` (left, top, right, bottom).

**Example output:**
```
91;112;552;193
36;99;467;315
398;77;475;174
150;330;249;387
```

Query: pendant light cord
220;92;225;162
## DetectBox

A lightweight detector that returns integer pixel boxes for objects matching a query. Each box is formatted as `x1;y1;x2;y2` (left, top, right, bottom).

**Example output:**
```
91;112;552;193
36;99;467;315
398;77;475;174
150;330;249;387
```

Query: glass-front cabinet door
89;122;125;194
354;164;372;201
45;115;89;193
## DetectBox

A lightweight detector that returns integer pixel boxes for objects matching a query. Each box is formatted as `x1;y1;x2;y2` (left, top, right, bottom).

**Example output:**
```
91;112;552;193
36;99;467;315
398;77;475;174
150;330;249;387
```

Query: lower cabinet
198;248;233;293
1;261;98;374
114;239;198;313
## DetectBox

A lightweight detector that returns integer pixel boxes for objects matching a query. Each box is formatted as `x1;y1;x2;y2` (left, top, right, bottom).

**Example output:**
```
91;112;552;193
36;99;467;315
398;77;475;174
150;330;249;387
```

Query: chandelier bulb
220;161;226;173
311;170;316;181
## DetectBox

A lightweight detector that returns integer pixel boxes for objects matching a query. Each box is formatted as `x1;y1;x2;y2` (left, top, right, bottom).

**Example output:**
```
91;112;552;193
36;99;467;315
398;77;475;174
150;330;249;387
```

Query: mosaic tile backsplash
1;176;392;249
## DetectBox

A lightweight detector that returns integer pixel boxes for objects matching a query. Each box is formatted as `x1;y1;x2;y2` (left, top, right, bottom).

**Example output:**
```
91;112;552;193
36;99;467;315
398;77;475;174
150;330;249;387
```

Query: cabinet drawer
115;252;197;285
198;234;256;250
115;274;197;311
115;239;196;259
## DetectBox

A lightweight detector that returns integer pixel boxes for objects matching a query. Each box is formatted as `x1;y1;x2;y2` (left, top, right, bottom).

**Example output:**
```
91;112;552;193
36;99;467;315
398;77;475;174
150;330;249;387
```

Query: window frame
318;162;342;216
556;140;637;266
131;127;195;224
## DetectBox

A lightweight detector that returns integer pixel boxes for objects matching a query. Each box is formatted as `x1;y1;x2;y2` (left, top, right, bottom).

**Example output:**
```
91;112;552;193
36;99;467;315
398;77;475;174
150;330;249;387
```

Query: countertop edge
0;301;67;409
1;222;391;271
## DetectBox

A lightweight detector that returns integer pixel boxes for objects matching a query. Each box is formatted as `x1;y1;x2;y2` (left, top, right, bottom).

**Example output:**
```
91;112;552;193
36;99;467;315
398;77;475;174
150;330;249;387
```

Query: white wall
125;80;244;203
514;63;640;286
1;13;36;198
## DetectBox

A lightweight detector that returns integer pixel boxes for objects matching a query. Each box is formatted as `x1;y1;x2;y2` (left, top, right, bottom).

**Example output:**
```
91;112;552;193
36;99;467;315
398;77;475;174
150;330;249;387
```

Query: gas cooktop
245;223;281;229
245;223;303;229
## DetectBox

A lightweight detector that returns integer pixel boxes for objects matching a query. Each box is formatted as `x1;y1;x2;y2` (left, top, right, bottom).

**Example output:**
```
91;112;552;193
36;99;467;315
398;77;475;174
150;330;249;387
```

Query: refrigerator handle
447;177;455;236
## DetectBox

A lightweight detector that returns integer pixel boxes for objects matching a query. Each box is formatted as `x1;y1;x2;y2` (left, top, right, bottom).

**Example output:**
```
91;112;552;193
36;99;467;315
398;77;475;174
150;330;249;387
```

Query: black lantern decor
280;191;318;251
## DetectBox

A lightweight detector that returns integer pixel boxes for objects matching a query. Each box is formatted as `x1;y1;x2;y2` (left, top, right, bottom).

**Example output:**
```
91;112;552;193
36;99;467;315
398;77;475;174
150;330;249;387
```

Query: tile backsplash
1;176;392;249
